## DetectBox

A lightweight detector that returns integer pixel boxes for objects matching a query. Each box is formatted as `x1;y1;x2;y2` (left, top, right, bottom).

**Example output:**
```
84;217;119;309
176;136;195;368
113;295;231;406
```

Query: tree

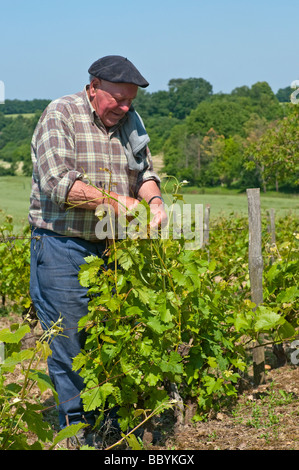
231;85;251;97
0;112;7;131
162;123;203;185
249;81;283;121
168;77;213;119
276;86;293;103
163;123;189;178
212;136;244;187
134;89;171;120
244;106;299;191
145;115;180;156
14;141;32;176
186;97;251;138
1;98;50;115
0;115;33;150
134;77;213;121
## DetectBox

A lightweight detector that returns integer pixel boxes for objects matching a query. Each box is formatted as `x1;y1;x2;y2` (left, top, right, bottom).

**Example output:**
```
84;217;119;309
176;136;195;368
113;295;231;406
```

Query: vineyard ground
1;312;298;451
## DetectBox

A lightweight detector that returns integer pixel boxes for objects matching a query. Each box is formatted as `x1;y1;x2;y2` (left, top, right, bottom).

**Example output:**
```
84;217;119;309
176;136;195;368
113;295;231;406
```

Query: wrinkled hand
94;192;140;225
149;202;168;229
95;191;168;235
113;194;140;216
105;192;140;218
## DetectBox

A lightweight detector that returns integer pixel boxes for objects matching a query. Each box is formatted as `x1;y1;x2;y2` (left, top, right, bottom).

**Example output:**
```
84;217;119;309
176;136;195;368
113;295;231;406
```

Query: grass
231;381;297;436
0;176;32;232
0;175;298;233
160;178;298;219
4;113;36;119
169;192;298;220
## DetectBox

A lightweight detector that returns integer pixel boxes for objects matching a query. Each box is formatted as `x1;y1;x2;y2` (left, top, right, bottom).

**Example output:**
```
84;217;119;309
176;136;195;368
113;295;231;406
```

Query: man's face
89;79;138;127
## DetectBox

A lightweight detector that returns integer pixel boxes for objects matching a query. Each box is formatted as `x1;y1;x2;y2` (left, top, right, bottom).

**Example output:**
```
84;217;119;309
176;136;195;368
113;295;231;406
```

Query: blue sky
1;0;298;100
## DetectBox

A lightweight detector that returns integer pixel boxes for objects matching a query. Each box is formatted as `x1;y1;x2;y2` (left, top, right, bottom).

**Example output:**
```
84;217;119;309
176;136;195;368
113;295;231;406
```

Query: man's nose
118;100;131;112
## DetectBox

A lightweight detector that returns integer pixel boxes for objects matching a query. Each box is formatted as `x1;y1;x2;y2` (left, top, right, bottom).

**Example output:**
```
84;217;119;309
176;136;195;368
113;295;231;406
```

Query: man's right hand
107;192;140;217
67;180;140;217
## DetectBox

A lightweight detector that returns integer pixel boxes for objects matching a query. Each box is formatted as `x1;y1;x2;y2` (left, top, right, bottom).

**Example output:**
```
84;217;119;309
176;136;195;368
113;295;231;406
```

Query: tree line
133;81;297;192
0;82;298;192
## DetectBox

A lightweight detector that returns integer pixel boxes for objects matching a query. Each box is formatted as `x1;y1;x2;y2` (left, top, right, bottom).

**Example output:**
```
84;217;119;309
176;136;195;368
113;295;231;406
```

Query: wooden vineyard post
0;342;4;372
246;188;265;386
267;208;276;264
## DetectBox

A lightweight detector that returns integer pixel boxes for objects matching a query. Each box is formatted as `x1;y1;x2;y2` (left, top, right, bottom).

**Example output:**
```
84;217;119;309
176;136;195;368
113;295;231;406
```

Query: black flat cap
88;55;149;88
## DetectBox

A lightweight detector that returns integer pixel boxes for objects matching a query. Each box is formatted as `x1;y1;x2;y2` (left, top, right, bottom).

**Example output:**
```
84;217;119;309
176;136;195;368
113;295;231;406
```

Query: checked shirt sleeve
33;105;83;207
136;146;161;192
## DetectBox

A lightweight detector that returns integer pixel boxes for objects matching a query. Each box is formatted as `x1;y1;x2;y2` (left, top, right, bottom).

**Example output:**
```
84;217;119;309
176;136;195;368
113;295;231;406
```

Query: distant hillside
1;99;50;115
152;154;165;176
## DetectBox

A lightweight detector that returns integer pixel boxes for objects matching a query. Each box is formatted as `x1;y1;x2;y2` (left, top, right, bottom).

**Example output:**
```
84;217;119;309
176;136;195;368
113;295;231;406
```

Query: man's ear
89;78;101;97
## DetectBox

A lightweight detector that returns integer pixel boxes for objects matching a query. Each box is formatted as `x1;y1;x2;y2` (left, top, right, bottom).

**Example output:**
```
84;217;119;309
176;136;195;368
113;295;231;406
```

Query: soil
1;312;298;451
153;366;299;451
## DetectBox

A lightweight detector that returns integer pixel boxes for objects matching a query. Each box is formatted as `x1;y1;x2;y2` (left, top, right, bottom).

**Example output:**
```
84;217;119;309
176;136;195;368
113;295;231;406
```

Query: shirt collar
83;85;97;121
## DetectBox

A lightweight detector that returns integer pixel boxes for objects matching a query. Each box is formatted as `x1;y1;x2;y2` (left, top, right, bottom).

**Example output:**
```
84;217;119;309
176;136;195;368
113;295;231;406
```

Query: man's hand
67;181;140;217
68;180;168;230
137;180;168;229
109;193;140;217
149;200;168;229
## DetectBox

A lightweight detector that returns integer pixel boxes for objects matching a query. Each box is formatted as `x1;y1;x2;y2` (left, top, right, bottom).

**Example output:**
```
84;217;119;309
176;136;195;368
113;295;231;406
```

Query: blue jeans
30;228;106;429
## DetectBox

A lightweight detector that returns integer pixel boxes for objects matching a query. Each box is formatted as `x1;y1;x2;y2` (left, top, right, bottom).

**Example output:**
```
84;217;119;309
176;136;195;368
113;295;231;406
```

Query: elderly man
29;56;165;442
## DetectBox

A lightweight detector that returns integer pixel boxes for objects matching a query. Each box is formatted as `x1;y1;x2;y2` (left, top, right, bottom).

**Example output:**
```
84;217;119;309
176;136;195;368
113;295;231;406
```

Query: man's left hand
149;201;168;229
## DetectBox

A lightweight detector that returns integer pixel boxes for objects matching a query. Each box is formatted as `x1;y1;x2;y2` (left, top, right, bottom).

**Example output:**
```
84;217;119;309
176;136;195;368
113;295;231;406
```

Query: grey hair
89;74;97;83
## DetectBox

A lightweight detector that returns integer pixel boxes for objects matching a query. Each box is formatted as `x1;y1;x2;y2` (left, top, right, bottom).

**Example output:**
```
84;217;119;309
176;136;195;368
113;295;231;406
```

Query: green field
4;113;36;119
0;176;298;233
0;176;32;232
167;191;299;220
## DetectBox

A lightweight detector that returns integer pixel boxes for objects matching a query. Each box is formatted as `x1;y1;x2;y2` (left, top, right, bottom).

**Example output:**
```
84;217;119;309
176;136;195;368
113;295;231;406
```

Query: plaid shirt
28;87;160;241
